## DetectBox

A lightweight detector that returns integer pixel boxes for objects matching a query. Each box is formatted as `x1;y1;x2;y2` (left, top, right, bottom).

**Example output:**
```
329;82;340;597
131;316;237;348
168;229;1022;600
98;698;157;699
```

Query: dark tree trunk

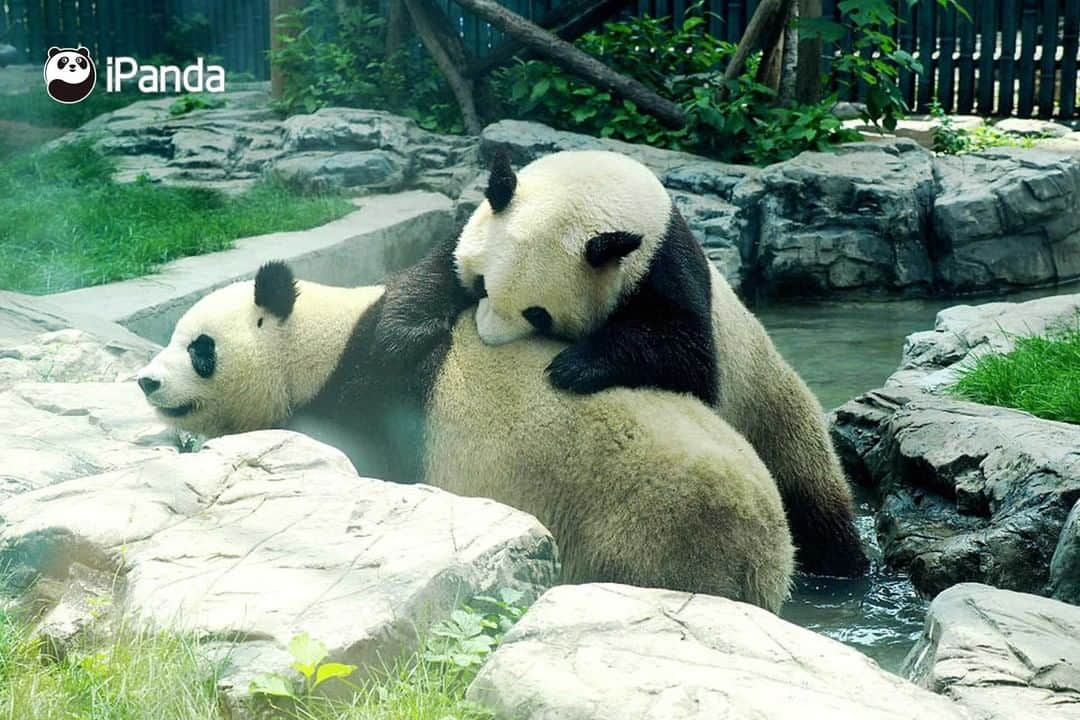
452;0;687;128
270;0;305;101
721;0;795;98
402;0;485;134
469;0;630;77
796;0;823;104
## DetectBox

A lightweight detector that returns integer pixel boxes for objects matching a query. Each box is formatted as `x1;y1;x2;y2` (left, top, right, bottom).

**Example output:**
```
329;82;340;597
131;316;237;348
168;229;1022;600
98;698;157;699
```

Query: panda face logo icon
44;46;96;104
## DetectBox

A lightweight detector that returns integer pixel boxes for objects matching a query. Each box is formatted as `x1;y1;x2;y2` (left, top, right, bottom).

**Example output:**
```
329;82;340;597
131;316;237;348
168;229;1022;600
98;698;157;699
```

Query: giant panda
454;149;869;578
136;246;795;612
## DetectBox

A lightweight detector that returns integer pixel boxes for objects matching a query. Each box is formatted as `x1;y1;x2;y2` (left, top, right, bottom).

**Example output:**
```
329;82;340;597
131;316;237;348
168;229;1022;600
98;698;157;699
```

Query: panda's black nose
138;376;161;396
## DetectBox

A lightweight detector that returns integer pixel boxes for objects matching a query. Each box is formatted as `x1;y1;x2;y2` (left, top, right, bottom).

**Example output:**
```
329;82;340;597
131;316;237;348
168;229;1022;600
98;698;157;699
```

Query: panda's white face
136;281;291;438
455;150;671;346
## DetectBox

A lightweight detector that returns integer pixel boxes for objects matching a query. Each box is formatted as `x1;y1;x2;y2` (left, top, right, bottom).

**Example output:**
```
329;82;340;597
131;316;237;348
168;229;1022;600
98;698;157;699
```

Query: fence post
977;0;996;114
1037;0;1058;118
1062;0;1079;119
938;3;956;112
1018;0;1038;116
999;0;1018;116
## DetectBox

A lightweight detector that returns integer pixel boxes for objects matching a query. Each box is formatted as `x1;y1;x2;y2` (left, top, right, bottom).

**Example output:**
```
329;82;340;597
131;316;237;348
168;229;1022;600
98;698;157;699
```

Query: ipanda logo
44;46;225;104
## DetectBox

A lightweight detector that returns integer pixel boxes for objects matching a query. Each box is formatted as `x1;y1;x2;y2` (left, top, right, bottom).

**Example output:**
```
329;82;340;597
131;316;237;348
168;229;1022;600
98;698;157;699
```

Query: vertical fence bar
999;0;1018;115
897;0;916;108
43;0;59;48
938;3;957;111
977;0;996;113
9;0;26;59
957;0;976;112
60;0;75;41
1037;0;1058;117
0;2;7;43
916;0;936;111
707;0;721;39
26;0;44;59
1062;0;1079;118
1018;0;1038;116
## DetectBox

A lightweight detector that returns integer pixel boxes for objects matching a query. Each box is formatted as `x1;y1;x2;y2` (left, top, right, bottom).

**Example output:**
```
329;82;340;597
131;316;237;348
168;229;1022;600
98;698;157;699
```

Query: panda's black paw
546;347;616;395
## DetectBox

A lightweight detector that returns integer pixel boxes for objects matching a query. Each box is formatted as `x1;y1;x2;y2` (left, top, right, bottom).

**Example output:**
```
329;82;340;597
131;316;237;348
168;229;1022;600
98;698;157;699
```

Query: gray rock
0;430;558;704
904;583;1080;720
830;387;1080;597
752;139;936;297
468;583;968;720
0;381;177;502
934;149;1080;292
995;118;1075;138
0;329;155;385
1051;500;1080;604
0;45;18;68
888;292;1080;391
59;98;478;198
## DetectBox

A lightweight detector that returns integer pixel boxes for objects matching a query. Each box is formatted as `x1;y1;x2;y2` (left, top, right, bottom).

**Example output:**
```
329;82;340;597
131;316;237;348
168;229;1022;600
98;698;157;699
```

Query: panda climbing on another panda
137;249;796;612
455;149;869;578
43;46;96;104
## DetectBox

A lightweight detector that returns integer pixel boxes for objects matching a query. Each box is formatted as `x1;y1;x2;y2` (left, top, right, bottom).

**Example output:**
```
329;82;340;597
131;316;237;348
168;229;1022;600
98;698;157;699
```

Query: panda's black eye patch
522;306;553;334
187;334;216;378
473;275;487;299
257;317;264;328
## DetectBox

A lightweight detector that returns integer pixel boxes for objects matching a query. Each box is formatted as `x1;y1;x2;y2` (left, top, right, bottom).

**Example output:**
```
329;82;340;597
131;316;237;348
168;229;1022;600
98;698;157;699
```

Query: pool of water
755;286;1076;672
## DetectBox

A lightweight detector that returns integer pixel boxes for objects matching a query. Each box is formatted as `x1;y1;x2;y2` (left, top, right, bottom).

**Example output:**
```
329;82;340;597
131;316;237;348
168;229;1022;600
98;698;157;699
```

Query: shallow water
755;287;1076;672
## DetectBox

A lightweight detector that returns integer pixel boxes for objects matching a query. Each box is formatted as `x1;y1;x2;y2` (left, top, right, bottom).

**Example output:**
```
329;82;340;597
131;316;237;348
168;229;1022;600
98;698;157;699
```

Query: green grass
0;89;144;131
0;609;224;720
0;609;490;720
950;323;1080;424
0;141;354;294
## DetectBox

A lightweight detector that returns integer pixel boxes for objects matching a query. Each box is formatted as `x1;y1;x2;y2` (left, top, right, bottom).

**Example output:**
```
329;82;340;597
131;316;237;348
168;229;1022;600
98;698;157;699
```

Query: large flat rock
0;381;176;502
831;387;1080;598
468;583;968;720
0;430;558;702
905;583;1080;720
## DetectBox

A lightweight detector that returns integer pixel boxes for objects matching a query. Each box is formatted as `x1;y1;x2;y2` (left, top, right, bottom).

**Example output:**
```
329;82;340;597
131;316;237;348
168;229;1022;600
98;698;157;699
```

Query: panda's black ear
485;148;516;213
76;46;90;58
254;261;298;320
585;231;644;268
48;47;61;59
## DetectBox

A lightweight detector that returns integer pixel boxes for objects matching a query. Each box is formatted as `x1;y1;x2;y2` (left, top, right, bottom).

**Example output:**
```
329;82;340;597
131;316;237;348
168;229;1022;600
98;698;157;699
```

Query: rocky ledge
830;293;1080;602
57;91;1080;299
905;583;1080;720
469;583;967;720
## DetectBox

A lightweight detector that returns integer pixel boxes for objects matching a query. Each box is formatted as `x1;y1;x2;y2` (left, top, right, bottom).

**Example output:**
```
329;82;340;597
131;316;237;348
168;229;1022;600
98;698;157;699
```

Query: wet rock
1050;500;1080;604
831;387;1080;598
469;583;967;720
752;139;936;297
0;430;558;703
887;292;1080;391
272;150;406;193
0;382;176;502
995;118;1075;138
904;583;1080;720
933;149;1080;292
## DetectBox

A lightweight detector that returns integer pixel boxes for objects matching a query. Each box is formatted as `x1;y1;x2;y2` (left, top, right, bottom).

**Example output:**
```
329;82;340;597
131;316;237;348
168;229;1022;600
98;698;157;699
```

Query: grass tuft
0;609;224;720
949;322;1080;424
0;141;354;294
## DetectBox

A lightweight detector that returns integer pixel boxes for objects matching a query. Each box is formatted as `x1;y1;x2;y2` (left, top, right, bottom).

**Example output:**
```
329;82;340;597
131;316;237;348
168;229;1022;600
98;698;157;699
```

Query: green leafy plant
422;588;527;685
496;9;859;164
269;0;463;132
929;99;1045;155
250;631;358;699
802;0;967;131
169;93;227;116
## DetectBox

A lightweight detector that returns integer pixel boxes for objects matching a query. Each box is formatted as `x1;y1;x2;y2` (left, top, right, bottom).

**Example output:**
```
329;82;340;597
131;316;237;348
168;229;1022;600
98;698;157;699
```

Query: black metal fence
2;0;1078;119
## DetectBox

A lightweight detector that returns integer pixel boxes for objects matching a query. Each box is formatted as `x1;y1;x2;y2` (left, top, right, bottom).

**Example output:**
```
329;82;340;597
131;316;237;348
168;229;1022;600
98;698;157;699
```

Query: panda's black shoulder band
254;261;298;320
485;147;516;213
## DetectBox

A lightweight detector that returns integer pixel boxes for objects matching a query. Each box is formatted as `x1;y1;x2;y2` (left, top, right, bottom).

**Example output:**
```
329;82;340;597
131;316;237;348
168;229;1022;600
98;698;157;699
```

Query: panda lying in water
455;149;868;578
136;244;796;612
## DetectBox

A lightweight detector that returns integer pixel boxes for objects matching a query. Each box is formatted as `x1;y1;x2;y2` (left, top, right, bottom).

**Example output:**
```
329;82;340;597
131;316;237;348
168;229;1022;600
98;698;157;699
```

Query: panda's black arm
375;232;474;365
547;215;719;405
546;305;719;405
